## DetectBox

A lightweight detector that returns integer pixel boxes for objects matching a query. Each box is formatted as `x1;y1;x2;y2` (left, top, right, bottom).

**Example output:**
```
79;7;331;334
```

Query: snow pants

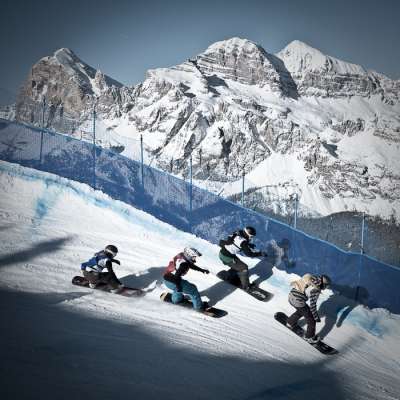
287;305;316;338
218;251;250;290
83;270;121;289
164;279;203;310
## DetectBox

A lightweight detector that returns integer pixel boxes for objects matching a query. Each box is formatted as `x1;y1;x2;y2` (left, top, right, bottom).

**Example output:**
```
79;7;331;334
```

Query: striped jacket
288;273;321;320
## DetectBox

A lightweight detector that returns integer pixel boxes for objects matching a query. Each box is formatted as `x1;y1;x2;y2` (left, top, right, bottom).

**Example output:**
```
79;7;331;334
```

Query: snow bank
1;160;400;400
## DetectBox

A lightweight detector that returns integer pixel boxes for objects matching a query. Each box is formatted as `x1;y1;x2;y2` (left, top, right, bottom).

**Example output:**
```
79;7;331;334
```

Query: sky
1;0;399;102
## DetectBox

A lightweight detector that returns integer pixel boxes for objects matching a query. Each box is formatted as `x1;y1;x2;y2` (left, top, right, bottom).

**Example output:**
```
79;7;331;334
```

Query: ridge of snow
277;40;368;75
203;37;262;54
43;47;123;89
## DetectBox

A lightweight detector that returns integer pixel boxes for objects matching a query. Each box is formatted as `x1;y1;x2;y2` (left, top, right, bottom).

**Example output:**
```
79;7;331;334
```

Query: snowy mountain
277;40;400;102
15;48;125;128
1;159;400;400
12;38;400;224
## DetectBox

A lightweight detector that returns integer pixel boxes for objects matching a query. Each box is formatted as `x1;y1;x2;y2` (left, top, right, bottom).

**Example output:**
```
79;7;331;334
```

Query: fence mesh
0;117;399;313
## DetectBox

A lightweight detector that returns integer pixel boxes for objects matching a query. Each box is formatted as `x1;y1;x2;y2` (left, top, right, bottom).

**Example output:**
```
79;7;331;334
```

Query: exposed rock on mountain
12;38;400;224
193;37;298;98
15;48;123;130
277;40;396;101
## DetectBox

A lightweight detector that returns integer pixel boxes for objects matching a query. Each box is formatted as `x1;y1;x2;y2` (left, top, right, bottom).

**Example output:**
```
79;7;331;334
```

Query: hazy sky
1;0;399;100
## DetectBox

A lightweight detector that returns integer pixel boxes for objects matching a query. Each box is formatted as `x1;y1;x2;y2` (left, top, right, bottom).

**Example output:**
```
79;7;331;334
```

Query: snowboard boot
305;335;320;344
110;284;124;294
226;270;241;286
237;271;250;291
196;301;210;312
286;321;300;330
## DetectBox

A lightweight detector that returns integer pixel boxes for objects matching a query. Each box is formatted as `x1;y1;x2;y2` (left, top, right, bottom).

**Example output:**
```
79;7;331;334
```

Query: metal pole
189;154;193;213
140;134;144;187
360;212;365;255
241;170;245;207
41;98;46;127
93;106;96;189
39;98;45;164
355;212;366;301
294;193;298;229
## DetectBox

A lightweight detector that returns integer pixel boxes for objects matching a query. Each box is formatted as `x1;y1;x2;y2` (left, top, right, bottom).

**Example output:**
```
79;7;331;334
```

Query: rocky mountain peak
202;37;264;57
15;48;123;126
53;47;80;65
277;40;367;75
194;37;297;96
276;40;388;97
195;37;275;83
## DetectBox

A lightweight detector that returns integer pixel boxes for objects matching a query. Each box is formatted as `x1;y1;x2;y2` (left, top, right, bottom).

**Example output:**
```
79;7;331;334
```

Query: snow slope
0;160;399;400
277;40;368;75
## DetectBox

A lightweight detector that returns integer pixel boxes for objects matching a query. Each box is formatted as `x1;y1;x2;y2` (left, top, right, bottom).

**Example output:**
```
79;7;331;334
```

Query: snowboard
160;292;227;318
72;276;145;297
274;312;338;355
216;270;273;302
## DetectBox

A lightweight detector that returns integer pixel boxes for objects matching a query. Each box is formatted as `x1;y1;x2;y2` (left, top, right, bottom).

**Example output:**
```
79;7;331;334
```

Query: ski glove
314;316;321;323
202;269;210;274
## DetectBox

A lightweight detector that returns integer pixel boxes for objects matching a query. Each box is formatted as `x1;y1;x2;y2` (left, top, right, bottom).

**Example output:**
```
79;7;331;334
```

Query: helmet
310;275;322;287
104;244;118;258
183;247;202;262
320;274;331;290
244;226;256;238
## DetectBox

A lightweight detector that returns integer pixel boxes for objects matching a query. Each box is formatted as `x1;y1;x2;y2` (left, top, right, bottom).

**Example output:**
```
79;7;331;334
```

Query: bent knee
235;263;248;272
185;282;197;291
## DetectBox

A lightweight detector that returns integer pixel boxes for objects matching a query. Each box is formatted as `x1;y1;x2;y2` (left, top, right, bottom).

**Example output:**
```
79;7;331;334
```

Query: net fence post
40;98;45;165
189;153;193;213
92;105;96;189
355;212;366;301
241;170;245;207
140;134;144;187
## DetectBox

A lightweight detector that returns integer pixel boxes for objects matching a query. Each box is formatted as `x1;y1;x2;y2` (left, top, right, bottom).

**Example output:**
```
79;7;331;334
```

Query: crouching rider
287;273;331;343
80;244;124;293
163;247;210;311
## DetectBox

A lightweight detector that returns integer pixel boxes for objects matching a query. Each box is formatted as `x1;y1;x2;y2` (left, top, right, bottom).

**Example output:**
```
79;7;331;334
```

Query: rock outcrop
12;38;400;222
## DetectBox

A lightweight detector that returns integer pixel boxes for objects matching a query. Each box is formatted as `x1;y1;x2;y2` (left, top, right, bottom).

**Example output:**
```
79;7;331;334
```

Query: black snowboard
216;270;273;302
160;292;227;318
274;312;338;355
72;276;145;297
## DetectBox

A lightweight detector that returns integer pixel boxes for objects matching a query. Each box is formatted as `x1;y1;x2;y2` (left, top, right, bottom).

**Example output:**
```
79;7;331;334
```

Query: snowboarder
80;244;124;293
218;226;265;291
286;273;331;343
163;247;210;311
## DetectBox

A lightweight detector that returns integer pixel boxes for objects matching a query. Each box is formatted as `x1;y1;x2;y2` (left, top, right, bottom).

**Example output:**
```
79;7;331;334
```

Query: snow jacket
80;250;120;274
163;253;206;291
219;230;263;259
288;273;321;321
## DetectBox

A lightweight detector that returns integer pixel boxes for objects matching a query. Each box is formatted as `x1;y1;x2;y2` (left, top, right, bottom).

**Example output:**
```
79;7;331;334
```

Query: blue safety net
0;118;398;313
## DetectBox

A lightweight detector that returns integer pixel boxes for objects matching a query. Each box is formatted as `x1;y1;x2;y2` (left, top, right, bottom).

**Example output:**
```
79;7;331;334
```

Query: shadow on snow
0;287;350;400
